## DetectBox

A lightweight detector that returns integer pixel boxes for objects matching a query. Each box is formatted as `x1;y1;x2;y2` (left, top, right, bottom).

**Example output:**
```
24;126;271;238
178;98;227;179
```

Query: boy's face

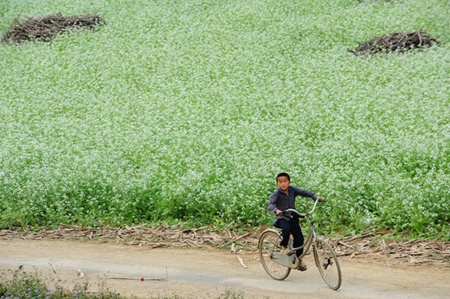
277;176;290;191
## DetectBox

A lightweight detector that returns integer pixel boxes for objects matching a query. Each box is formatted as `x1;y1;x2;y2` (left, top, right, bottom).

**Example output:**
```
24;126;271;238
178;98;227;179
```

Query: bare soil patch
1;227;449;299
349;30;438;55
2;14;103;44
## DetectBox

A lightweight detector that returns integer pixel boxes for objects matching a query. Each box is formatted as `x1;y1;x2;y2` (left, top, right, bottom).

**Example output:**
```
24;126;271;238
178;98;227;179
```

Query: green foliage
0;0;449;239
0;267;247;299
0;267;125;298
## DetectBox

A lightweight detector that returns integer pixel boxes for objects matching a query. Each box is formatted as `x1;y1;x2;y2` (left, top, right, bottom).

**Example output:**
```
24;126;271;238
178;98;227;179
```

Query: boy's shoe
297;259;307;271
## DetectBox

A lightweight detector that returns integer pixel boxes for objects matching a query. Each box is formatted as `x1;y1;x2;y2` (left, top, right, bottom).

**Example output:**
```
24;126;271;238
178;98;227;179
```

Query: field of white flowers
0;0;448;239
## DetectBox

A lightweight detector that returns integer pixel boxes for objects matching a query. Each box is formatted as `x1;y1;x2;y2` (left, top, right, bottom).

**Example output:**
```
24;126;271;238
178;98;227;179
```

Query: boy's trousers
278;217;304;257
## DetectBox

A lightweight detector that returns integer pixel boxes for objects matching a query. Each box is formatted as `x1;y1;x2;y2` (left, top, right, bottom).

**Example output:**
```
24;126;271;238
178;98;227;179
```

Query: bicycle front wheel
313;238;342;290
258;229;291;280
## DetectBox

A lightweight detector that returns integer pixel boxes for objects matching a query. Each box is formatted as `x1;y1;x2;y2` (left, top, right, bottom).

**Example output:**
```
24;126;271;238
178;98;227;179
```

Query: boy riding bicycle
268;172;323;271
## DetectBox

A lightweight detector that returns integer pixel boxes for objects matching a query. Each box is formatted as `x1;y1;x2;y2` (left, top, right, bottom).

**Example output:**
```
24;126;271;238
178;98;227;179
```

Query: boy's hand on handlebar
316;196;324;202
275;209;284;216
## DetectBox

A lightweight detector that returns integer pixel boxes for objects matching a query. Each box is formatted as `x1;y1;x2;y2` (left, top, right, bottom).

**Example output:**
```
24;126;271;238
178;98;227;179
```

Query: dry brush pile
349;30;438;55
1;225;448;268
2;14;103;44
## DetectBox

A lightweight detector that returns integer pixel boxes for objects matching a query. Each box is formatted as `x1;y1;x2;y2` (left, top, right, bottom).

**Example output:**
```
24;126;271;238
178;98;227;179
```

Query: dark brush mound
2;13;103;44
349;30;438;55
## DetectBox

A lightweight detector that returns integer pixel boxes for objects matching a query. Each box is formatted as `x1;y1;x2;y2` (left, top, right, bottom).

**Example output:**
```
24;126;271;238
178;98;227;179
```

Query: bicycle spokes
258;229;291;280
314;238;342;290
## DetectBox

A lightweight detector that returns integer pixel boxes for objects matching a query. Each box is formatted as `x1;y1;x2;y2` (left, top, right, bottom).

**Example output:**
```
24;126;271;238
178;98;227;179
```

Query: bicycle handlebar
283;198;322;218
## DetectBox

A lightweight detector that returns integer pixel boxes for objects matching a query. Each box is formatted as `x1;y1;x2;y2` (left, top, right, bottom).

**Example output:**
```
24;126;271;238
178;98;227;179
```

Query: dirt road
0;239;449;298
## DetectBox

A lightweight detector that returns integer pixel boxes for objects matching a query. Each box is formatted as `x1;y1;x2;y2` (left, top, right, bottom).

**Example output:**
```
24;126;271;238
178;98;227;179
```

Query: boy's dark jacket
268;186;318;221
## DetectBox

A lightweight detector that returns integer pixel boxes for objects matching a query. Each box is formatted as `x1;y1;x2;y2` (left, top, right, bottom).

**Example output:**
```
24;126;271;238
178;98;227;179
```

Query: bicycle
258;199;342;290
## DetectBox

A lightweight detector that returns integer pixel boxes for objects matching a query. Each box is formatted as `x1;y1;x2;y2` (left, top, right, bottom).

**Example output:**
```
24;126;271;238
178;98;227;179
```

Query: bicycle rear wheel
258;229;291;280
313;238;342;290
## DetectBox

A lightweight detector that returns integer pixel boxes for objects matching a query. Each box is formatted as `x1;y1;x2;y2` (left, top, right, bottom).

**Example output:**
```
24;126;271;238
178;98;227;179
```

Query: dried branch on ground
1;225;448;268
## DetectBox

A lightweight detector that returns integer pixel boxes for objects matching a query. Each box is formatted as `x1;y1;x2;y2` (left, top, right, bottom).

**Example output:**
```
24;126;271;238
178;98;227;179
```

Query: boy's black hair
276;172;290;182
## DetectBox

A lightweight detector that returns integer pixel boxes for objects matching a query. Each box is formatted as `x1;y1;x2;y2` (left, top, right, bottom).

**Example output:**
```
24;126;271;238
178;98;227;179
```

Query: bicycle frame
259;199;342;289
285;199;320;257
269;200;320;268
